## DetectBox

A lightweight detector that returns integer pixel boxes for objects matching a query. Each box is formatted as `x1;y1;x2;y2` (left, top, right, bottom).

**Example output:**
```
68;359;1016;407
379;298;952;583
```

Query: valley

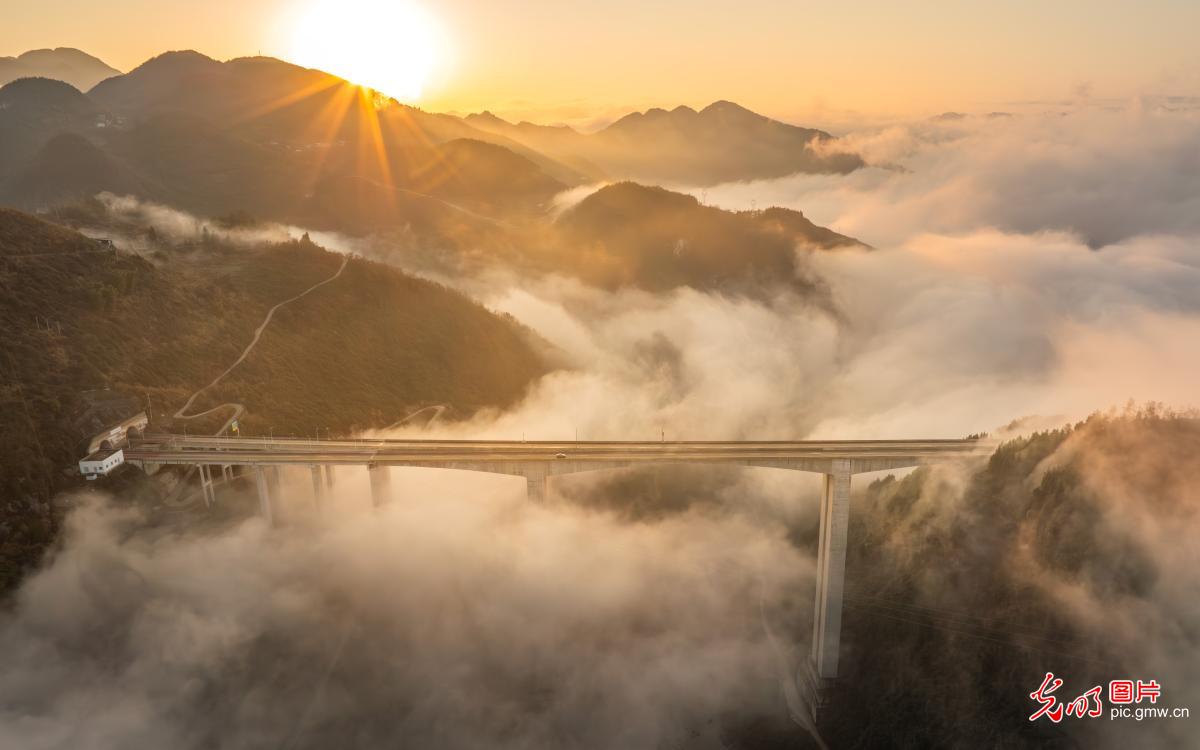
0;29;1197;750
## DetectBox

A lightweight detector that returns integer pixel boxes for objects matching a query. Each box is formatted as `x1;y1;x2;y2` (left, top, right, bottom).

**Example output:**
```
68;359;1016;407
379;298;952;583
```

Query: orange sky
4;0;1199;126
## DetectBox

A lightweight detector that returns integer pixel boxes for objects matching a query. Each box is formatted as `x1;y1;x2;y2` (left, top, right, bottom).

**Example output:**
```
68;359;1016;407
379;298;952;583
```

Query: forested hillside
0;208;548;594
557;409;1198;748
554;182;863;295
827;409;1199;748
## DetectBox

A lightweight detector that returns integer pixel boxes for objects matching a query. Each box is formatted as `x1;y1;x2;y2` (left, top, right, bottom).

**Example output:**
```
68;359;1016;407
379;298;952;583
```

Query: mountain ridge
0;47;121;91
553;182;863;295
0;206;549;591
465;100;865;185
0;57;574;232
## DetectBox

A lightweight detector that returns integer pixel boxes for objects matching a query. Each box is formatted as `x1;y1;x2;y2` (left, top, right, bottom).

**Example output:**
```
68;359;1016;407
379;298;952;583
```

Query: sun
288;0;443;102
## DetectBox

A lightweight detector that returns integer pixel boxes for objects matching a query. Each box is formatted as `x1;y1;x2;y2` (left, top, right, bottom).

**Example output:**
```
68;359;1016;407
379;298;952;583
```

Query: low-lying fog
4;104;1198;749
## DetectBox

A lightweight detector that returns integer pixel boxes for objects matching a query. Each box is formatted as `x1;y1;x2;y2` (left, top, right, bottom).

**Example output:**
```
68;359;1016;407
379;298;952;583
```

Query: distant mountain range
0;47;867;298
0;55;571;231
0;47;120;91
467;101;865;185
0;49;867;218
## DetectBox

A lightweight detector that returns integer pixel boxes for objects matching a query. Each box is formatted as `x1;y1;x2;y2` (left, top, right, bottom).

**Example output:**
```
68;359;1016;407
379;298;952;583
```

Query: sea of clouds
3;103;1198;749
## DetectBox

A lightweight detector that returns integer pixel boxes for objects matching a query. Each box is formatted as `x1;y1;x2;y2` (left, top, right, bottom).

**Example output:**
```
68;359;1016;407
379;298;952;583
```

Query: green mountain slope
554;182;864;293
0;208;547;592
825;410;1199;747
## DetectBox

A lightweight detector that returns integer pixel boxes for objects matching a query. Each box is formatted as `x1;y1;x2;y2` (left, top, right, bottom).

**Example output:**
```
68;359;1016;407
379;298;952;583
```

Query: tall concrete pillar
368;463;390;506
811;458;852;680
310;464;326;512
254;466;276;526
324;464;335;490
221;464;233;483
199;465;216;508
525;464;548;502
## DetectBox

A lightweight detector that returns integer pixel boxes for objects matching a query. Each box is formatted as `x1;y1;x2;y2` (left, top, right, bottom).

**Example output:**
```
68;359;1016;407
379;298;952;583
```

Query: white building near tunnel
79;449;124;480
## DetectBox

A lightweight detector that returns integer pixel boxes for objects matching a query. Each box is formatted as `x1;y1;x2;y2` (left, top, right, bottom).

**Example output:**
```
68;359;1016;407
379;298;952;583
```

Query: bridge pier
310;465;326;512
804;458;852;714
199;465;216;508
524;463;548;502
368;463;390;506
254;466;277;526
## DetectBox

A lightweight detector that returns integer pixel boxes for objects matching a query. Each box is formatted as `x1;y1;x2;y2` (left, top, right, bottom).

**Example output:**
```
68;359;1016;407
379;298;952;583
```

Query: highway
127;435;990;467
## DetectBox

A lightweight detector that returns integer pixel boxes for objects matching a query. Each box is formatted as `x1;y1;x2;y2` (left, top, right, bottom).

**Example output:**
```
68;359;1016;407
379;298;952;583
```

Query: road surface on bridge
127;436;989;467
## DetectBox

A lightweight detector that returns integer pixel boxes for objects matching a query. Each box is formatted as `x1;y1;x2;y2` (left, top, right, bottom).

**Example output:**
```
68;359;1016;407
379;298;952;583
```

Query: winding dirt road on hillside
384;404;447;431
172;255;350;434
161;255;348;509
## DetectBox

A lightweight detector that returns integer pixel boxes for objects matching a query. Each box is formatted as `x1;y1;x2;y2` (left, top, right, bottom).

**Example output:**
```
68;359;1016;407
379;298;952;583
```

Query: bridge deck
127;436;989;468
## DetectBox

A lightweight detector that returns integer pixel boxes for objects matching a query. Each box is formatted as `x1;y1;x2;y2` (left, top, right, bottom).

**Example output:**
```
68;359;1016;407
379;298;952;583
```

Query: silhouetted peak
0;76;84;98
16;48;111;67
466;111;511;126
702;100;748;113
608;107;676;130
517;120;578;133
129;50;222;75
0;76;92;110
700;100;764;122
18;48;77;62
570;182;702;217
609;101;772;131
0;48;121;92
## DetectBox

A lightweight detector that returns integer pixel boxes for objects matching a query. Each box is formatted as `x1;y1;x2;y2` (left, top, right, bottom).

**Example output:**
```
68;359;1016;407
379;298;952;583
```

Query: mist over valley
1;17;1199;749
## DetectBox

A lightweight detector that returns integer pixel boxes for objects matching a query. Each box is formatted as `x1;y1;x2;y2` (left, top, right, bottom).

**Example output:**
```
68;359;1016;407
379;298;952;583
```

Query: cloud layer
0;484;810;749
4;104;1199;749
700;108;1200;249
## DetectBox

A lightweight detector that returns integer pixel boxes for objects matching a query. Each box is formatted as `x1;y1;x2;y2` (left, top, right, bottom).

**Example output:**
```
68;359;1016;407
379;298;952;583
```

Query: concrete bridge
126;434;987;716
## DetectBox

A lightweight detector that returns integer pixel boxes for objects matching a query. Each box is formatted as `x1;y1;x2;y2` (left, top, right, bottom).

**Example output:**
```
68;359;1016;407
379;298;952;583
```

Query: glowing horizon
284;0;445;102
3;0;1199;124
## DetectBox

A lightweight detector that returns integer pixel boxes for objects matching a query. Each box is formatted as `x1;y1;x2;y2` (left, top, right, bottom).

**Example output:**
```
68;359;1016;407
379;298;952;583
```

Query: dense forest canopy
0;207;547;595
